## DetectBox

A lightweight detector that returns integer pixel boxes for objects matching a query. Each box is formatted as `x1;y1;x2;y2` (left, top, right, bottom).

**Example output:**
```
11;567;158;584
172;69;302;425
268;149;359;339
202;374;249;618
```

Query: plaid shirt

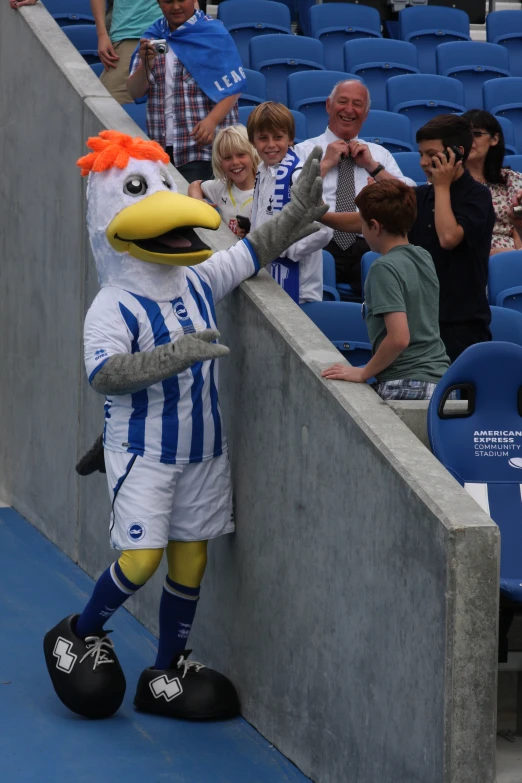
130;48;238;167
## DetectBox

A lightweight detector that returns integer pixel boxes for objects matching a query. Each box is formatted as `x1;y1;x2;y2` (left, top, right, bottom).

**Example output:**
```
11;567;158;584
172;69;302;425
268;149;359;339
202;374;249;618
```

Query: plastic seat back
218;0;291;68
43;0;94;25
399;5;470;74
322;250;340;301
62;24;100;64
237;106;308;144
504;154;522;173
287;70;361;137
497;116;518;156
436;41;510;110
300;301;372;365
359;110;414;154
90;61;104;77
428;341;522;602
490;306;522;347
488;249;522;313
250;34;325;104
487;10;522;77
484;77;522;154
392;152;427;185
310;3;382;71
344;39;419;112
238;69;267;108
124;102;147;134
387;74;466;140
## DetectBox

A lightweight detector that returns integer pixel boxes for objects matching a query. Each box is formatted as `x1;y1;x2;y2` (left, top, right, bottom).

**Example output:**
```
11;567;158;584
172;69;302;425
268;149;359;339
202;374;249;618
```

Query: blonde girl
188;125;260;237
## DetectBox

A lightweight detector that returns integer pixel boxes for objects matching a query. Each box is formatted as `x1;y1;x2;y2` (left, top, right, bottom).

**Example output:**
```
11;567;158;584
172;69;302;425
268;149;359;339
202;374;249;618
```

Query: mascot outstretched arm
43;131;326;721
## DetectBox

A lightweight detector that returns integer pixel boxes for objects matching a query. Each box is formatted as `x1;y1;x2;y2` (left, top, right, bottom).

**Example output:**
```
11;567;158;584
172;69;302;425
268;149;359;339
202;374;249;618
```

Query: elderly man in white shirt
295;80;414;295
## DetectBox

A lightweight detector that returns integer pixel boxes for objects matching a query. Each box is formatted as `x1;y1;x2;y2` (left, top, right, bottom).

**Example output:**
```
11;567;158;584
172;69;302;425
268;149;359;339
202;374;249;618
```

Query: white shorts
105;449;234;550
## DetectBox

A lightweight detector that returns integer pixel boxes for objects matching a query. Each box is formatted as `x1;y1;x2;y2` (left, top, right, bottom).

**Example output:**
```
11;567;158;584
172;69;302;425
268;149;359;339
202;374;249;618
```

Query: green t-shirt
365;244;450;383
110;0;161;42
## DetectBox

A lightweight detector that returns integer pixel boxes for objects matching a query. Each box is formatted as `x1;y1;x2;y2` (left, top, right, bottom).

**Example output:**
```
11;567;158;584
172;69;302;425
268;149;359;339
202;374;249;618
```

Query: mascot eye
160;173;172;189
124;176;148;196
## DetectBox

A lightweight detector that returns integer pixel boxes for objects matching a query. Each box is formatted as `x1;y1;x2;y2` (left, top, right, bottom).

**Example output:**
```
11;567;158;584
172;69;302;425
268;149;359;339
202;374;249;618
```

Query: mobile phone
236;215;251;232
432;145;463;168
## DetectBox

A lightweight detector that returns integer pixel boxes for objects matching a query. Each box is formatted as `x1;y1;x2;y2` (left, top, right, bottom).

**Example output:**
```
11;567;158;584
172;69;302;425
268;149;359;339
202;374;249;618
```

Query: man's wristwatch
369;163;385;178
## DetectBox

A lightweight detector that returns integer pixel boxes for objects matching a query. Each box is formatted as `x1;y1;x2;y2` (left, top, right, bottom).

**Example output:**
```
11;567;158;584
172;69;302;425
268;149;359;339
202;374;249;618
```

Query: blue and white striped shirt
84;241;258;464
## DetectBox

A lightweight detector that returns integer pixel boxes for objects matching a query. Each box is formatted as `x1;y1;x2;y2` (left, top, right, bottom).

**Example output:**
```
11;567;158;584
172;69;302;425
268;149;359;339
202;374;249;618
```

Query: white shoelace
175;655;205;679
80;636;115;670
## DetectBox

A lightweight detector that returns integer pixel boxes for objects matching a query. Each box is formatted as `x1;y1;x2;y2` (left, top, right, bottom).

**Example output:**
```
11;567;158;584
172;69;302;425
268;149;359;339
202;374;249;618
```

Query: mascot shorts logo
128;523;145;542
149;674;183;702
174;303;189;320
53;637;77;674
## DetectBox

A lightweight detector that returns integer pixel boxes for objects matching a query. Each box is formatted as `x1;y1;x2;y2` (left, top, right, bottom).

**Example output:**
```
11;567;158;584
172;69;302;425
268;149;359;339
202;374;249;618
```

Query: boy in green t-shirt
322;179;450;400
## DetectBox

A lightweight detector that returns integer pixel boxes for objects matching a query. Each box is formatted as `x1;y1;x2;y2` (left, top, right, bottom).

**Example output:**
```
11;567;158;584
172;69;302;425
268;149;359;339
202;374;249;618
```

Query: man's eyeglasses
471;130;492;138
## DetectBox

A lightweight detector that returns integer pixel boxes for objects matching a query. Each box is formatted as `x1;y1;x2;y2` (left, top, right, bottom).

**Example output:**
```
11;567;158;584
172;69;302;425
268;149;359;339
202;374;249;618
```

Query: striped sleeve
193;240;260;304
84;289;134;385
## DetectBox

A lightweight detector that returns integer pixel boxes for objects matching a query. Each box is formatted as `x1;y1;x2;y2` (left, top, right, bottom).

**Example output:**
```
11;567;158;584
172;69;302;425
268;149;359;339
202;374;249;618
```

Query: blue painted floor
0;508;310;783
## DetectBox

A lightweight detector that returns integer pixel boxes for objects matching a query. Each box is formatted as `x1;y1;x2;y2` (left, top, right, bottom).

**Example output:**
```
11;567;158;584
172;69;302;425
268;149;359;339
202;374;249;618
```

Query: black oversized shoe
134;651;240;720
43;614;126;719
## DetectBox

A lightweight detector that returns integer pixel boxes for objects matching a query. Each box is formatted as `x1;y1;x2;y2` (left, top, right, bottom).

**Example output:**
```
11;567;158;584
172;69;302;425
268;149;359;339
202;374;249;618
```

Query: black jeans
325;236;370;296
439;320;492;363
166;151;213;184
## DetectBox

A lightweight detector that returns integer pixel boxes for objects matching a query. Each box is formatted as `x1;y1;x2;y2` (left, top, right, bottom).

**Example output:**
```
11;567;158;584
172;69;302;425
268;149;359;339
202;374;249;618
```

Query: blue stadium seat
497;116;518;156
239;69;267;108
237;106;308;144
310;3;382;72
427;341;522;610
488;250;522;313
300;301;372;366
124;102;147;134
90;62;104;77
62;24;100;64
504;155;522;173
484;78;522;155
490;306;522;347
387;74;466;141
43;0;94;26
361;251;379;293
250;34;325;105
436;41;510;111
392;152;427;186
344;39;419;112
218;0;291;69
287;70;361;138
398;5;470;74
487;10;522;77
360;110;415;154
322;250;340;301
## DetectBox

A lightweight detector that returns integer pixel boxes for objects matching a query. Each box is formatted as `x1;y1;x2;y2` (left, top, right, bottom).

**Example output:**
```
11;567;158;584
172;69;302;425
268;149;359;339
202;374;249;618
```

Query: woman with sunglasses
462;109;522;254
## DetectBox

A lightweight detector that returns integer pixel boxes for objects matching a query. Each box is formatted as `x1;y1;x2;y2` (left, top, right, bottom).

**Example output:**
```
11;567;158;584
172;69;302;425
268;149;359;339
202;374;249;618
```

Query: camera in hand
150;39;169;55
236;215;251;232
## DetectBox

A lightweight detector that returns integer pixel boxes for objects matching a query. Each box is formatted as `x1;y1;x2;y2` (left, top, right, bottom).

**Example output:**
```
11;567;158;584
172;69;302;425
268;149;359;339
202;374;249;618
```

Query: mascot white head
78;131;221;301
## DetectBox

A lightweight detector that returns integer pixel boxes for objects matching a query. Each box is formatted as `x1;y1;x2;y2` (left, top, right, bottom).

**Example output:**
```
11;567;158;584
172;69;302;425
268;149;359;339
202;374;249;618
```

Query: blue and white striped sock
75;561;140;639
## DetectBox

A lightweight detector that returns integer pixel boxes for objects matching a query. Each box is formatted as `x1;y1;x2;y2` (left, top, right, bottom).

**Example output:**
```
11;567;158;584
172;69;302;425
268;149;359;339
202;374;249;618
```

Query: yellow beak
106;191;222;266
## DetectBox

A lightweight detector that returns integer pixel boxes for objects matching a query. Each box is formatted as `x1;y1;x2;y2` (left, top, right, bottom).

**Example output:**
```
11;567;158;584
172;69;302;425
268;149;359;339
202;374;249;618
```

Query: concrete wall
0;5;500;783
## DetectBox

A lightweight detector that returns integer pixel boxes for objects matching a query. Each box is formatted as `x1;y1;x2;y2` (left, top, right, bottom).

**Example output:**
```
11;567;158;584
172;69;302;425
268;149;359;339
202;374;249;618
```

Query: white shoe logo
149;674;183;702
53;637;77;674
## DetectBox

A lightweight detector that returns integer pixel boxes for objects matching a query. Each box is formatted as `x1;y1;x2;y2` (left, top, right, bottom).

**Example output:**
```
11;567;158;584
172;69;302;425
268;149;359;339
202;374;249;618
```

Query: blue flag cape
136;11;246;103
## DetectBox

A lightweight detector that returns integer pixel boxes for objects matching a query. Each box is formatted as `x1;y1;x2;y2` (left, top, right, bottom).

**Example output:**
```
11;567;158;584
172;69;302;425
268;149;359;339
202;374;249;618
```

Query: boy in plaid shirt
128;0;242;182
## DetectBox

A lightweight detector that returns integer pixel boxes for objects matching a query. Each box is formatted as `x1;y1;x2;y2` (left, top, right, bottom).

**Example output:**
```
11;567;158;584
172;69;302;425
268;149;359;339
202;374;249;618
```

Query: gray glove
247;146;329;268
91;329;229;396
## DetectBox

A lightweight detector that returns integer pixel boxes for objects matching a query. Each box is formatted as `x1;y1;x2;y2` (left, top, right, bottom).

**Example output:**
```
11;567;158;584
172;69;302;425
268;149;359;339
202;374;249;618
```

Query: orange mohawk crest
77;130;170;176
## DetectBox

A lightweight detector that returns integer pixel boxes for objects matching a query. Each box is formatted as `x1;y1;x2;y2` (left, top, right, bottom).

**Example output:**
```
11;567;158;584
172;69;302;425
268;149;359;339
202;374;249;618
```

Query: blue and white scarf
135;11;246;103
254;149;302;303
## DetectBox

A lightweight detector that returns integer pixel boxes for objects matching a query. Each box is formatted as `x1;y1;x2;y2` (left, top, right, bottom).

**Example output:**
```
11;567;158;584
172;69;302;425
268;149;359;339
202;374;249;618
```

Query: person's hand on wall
97;32;119;69
10;0;38;8
190;116;217;146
